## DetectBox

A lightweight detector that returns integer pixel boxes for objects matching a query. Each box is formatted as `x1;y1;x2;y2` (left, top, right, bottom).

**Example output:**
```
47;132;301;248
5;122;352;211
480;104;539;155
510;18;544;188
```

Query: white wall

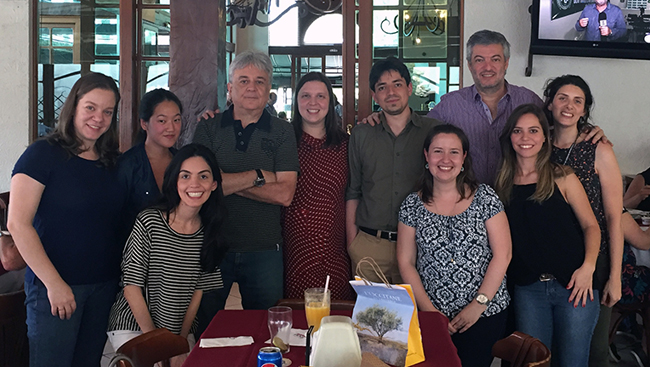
464;1;650;176
0;0;31;192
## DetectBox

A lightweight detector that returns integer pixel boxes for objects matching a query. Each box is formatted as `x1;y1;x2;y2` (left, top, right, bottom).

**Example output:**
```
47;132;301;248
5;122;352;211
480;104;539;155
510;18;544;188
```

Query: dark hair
291;72;347;148
418;124;478;204
157;143;227;272
369;57;411;92
139;88;183;122
136;88;183;143
495;104;569;204
466;30;511;61
47;72;120;167
542;74;594;131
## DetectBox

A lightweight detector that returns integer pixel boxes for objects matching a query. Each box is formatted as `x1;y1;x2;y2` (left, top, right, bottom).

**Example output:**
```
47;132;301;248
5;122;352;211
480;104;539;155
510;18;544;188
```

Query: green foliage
356;304;403;341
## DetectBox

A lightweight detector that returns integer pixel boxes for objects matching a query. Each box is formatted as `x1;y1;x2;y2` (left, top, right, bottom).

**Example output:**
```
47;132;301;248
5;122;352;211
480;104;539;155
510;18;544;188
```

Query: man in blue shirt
575;0;627;42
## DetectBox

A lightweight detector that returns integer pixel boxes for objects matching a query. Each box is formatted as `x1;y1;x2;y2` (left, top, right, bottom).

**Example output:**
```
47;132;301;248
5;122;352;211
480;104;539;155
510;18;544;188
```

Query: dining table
182;308;462;367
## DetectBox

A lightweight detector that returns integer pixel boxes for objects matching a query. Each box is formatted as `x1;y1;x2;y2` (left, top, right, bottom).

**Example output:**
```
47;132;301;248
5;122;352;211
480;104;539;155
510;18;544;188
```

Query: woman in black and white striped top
107;144;227;363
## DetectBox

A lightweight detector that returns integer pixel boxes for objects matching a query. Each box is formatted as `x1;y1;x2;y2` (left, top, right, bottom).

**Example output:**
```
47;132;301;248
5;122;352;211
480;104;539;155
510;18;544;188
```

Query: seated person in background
620;211;650;305
575;0;627;42
397;124;511;367
624;168;650;210
107;144;226;366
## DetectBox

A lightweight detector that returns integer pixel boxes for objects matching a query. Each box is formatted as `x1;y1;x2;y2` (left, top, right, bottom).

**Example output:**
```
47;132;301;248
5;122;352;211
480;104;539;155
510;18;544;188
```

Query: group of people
3;27;645;367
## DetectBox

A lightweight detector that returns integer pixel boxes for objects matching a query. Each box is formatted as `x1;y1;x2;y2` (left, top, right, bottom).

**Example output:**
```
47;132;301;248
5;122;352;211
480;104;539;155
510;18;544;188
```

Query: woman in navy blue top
118;89;183;236
8;73;124;366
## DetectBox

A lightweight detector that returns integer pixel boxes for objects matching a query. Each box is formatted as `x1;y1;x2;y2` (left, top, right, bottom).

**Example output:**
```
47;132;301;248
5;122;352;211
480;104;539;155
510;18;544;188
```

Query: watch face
476;294;489;304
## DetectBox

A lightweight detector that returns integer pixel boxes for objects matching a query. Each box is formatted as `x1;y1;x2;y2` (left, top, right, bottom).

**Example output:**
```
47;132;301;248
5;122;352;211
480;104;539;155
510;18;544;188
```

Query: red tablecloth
183;309;461;367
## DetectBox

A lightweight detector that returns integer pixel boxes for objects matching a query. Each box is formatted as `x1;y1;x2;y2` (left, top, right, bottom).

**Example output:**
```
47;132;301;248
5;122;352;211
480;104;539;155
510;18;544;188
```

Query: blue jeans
25;277;118;367
513;280;600;367
196;248;283;337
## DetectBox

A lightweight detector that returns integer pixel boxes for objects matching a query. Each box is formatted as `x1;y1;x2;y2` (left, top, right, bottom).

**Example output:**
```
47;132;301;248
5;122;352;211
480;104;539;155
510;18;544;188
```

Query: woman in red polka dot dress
282;72;354;300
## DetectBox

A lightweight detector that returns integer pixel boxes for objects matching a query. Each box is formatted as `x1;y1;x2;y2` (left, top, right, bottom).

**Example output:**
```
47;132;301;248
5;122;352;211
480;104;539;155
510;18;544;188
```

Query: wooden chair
113;328;190;367
275;298;356;311
608;301;650;359
0;288;28;367
492;331;551;367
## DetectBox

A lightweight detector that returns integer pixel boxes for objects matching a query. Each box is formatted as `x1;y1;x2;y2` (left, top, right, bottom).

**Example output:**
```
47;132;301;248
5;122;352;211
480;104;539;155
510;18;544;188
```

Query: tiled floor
100;283;243;367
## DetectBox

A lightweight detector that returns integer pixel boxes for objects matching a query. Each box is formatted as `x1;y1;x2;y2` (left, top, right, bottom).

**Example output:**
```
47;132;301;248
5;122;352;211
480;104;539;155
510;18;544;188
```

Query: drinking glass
304;288;331;333
268;306;293;354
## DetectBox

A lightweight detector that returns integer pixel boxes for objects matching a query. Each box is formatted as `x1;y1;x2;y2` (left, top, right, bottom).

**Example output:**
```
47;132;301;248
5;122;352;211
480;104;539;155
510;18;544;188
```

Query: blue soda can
257;346;282;367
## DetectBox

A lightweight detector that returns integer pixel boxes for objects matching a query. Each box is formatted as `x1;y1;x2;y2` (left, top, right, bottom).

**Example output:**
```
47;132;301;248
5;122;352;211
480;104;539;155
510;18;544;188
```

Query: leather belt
539;273;556;282
359;226;398;242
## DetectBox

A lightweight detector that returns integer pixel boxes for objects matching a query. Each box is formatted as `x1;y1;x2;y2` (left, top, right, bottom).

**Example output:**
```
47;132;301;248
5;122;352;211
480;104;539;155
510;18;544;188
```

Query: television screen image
530;0;650;60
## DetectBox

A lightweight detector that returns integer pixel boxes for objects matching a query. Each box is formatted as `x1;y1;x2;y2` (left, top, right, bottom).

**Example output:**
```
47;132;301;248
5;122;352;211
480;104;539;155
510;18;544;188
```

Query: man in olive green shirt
346;57;442;283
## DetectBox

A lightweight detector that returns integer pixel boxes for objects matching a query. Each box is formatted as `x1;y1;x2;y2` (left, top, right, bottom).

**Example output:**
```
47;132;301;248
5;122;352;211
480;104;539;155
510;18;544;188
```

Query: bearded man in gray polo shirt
346;57;442;283
193;50;299;335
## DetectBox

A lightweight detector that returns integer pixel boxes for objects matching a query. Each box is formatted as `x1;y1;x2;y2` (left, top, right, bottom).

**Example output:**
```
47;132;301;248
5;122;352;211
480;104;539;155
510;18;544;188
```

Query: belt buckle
386;231;397;242
539;273;555;282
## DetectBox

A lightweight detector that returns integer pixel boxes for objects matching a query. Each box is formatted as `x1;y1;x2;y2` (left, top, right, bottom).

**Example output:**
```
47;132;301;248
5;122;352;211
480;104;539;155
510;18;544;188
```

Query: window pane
96;8;119;56
52;48;74;64
304;14;343;44
39;28;50;46
269;0;299;47
142;61;169;92
95;0;119;3
140;0;170;4
52;28;73;47
142;9;171;57
39;48;51;64
373;10;398;58
374;0;399;5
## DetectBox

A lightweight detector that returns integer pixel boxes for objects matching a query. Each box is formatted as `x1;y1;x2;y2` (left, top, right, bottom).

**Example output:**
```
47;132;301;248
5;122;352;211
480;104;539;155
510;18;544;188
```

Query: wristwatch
475;293;490;306
253;169;266;187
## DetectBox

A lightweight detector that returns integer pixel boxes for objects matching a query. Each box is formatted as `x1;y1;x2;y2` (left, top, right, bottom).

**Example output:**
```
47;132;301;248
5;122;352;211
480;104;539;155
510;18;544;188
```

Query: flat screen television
530;0;650;60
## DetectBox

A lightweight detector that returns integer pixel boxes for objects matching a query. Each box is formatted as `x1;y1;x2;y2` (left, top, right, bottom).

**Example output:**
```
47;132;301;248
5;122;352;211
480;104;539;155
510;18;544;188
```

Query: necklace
561;132;580;166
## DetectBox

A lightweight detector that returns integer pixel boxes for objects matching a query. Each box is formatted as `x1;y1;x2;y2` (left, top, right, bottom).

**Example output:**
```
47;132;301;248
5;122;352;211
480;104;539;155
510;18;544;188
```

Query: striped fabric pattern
108;209;223;334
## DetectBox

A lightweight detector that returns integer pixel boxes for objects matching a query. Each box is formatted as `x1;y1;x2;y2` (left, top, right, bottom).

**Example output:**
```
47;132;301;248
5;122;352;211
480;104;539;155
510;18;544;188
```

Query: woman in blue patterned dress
397;124;512;367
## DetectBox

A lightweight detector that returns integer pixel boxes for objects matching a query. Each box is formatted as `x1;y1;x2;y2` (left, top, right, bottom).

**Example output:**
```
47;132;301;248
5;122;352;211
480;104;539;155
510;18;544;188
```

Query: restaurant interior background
1;0;649;193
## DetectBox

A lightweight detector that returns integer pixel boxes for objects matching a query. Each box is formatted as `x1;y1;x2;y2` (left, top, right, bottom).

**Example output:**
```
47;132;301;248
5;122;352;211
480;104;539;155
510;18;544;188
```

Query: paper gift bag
350;257;425;367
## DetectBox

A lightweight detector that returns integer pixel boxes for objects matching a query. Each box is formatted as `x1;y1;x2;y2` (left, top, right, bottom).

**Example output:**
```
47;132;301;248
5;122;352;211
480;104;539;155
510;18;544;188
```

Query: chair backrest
0;191;9;231
276;298;356;311
492;331;551;367
0;288;28;367
115;328;190;367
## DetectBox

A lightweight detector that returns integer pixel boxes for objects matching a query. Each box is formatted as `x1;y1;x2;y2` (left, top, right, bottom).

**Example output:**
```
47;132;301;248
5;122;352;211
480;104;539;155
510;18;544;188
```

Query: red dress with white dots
281;132;354;300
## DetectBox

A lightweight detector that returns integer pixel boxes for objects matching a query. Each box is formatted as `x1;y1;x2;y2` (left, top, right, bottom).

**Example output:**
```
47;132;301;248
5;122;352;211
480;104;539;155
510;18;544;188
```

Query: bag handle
355;257;392;288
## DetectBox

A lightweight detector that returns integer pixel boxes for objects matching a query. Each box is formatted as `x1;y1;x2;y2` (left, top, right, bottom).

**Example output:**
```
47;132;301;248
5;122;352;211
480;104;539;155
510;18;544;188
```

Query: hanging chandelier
380;0;446;45
227;0;342;28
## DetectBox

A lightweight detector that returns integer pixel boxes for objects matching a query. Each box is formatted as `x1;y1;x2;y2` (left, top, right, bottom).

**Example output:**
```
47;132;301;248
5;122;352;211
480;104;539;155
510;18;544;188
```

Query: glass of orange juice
304;287;330;332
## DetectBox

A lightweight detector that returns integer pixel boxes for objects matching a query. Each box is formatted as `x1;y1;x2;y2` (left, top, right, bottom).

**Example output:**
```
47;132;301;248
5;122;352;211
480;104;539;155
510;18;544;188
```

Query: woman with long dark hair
8;72;124;365
495;104;601;366
397;124;511;366
544;75;623;367
118;88;183;234
107;144;226;364
282;72;353;299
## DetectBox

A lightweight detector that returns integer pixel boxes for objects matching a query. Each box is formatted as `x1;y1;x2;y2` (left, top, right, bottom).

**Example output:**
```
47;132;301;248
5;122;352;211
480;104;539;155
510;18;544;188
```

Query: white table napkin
264;328;309;347
199;336;254;348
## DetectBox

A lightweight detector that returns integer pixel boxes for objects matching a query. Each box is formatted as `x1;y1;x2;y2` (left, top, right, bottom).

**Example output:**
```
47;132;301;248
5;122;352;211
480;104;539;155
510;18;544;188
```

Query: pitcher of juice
304;288;330;332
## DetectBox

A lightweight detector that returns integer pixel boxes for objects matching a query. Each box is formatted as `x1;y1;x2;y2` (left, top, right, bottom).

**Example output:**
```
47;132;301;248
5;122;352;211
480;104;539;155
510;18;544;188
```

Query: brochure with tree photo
350;279;424;367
